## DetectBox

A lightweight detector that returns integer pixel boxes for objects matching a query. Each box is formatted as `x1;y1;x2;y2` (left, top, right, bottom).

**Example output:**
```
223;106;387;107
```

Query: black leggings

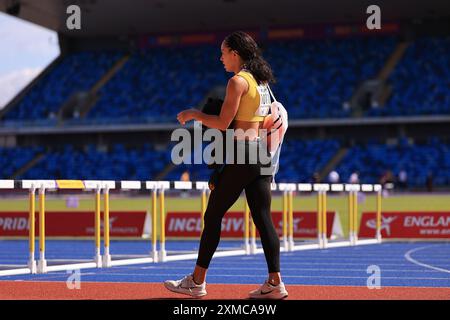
196;141;280;273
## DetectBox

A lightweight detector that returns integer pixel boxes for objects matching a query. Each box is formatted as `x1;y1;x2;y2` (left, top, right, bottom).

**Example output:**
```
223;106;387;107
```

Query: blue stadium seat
0;146;44;179
334;137;450;186
18;143;172;181
367;36;450;117
266;36;396;119
86;45;227;122
2;36;397;123
275;139;341;182
2;137;449;188
4;51;122;121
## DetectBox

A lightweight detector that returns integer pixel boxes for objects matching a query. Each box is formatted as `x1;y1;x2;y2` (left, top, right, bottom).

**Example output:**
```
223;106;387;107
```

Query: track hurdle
0;180;384;276
325;183;352;248
149;180;190;263
0;179;112;274
346;184;383;246
101;180;152;267
28;183;37;274
277;183;299;251
0;180;33;276
199;182;208;232
150;182;158;261
0;179;145;274
314;184;330;249
251;182;323;254
148;181;248;263
277;183;383;253
376;186;382;243
32;180;115;273
283;183;322;251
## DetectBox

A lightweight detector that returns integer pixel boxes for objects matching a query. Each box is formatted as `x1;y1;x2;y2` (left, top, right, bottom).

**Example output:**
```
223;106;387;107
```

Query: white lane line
9;265;437;274
4;261;447;268
167;261;450;267
129;266;442;273
36;272;450;281
0;273;97;281
5;257;450;263
404;244;450;274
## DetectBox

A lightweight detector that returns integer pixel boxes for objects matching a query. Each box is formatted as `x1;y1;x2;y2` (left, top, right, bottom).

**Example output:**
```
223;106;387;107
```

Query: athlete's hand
177;109;198;125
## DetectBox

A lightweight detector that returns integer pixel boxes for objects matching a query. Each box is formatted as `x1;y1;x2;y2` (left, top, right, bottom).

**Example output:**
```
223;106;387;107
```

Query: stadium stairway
79;54;131;118
10;153;46;180
91;55;131;94
155;163;177;180
314;41;409;179
377;41;410;81
318;147;349;182
349;40;410;117
58;53;131;121
321;40;410;179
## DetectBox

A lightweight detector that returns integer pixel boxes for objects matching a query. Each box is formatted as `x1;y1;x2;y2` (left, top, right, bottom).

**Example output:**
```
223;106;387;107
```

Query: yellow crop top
234;70;271;122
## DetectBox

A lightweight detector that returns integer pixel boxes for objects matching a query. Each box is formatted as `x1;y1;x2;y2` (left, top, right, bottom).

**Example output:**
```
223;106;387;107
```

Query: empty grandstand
0;3;449;192
1;0;450;306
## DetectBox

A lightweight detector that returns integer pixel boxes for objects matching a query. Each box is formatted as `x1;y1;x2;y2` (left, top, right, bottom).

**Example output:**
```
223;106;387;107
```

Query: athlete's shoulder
228;74;248;90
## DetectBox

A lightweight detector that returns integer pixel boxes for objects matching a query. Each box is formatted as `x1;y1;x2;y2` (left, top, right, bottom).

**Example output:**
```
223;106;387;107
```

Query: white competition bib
255;85;271;117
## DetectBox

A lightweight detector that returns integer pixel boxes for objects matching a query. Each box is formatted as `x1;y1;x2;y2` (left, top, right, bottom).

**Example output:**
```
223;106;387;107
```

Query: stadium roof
0;0;449;37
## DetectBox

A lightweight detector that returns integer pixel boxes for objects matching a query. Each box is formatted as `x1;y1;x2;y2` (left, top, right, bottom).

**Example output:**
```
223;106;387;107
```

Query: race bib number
255;85;271;117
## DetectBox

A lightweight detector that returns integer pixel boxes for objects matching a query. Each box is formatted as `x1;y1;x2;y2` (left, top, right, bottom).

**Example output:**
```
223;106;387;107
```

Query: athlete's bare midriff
232;119;264;140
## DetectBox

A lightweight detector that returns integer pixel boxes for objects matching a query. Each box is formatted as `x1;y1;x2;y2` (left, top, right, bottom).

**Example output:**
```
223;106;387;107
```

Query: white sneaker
249;280;288;300
164;274;207;298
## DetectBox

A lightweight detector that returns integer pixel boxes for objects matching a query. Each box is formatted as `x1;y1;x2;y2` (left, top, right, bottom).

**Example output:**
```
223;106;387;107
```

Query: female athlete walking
164;31;288;300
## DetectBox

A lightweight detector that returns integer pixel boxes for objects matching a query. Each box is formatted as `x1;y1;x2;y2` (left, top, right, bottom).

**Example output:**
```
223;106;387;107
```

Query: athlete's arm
177;76;247;130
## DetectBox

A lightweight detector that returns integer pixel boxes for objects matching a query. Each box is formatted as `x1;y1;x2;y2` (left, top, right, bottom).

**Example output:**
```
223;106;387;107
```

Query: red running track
1;281;449;300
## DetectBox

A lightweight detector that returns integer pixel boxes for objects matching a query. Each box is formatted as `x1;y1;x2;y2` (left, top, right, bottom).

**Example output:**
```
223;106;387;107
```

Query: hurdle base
326;240;351;248
28;259;37;274
109;257;154;267
350;233;357;246
38;259;47;274
158;250;167;262
0;268;32;277
151;250;158;263
318;238;324;249
94;254;102;268
376;233;382;243
250;242;257;255
102;254;112;267
355;238;379;246
293;243;321;251
288;239;295;252
244;243;251;255
322;235;328;249
283;239;289;252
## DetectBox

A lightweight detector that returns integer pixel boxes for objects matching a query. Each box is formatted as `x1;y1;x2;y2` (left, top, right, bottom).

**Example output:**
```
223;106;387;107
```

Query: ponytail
243;55;275;85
